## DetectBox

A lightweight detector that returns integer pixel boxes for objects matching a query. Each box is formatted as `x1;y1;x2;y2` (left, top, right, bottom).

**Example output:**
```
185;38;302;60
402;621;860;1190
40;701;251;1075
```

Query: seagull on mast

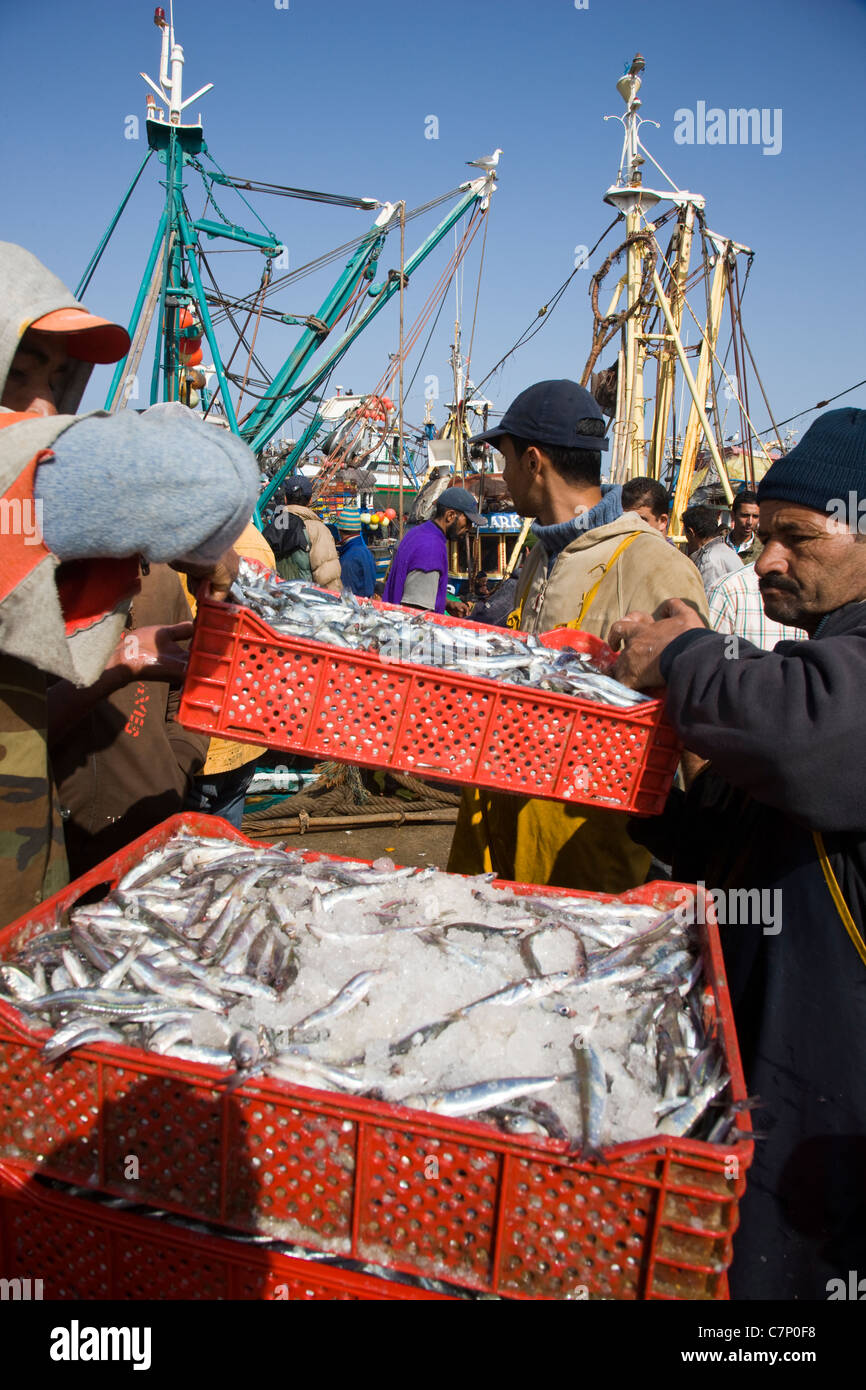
466;148;503;172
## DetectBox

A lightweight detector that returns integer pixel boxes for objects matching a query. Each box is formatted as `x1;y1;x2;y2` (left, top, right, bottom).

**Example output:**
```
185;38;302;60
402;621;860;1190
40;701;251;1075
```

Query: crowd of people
1;238;863;1302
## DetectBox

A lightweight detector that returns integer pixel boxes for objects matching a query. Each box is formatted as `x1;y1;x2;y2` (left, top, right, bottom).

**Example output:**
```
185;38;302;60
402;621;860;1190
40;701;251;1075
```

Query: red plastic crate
0;1160;451;1300
178;592;680;816
0;815;752;1300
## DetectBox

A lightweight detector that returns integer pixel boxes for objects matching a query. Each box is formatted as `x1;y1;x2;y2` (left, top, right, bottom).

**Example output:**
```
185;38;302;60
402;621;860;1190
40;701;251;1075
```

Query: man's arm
46;622;194;743
400;569;441;611
614;602;866;832
171;548;239;603
704;544;742;592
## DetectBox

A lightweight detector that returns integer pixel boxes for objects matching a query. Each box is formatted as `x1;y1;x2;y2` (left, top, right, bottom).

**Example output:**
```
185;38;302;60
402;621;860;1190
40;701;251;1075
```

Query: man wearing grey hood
0;241;260;926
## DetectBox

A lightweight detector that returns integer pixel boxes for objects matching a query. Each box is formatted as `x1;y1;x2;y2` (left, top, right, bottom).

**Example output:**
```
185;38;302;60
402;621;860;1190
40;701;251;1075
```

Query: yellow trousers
447;786;651;893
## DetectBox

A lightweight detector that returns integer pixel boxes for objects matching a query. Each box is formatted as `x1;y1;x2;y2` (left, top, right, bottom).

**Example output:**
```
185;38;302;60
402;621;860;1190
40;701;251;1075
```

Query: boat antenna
141;4;214;127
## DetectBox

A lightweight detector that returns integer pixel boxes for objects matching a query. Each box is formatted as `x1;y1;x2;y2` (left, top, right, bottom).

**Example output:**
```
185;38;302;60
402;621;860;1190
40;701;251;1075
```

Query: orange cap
28;307;130;364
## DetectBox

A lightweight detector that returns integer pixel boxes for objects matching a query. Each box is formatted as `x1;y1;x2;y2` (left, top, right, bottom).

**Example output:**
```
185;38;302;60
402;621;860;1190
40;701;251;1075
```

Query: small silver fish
573;1041;608;1153
288;970;383;1036
386;1014;461;1058
163;1043;235;1069
401;1075;561;1118
148;1018;195;1053
99;945;142;990
42;1018;125;1061
19;989;195;1022
655;1070;729;1137
61;948;91;989
266;1054;370;1094
459;972;574;1014
0;964;42;1001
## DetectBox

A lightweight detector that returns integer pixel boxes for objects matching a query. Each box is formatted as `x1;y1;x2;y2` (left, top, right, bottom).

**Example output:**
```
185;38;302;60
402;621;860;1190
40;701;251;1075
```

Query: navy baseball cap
437;485;483;523
281;475;314;504
471;379;609;452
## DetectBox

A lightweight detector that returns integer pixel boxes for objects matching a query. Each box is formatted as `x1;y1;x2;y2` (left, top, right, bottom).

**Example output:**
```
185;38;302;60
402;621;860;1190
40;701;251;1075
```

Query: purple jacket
382;520;449;611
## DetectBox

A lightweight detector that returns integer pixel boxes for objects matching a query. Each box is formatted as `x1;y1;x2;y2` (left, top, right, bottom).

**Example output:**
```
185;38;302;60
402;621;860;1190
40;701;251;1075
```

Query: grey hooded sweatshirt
0;241;259;925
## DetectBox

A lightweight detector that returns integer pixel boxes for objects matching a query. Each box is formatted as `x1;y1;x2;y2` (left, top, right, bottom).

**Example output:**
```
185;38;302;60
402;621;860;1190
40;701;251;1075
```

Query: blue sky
2;0;864;449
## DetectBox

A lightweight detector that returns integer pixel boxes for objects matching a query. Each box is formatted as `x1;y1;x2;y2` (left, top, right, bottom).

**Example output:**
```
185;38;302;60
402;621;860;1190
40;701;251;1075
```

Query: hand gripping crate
178;590;681;816
0;815;753;1301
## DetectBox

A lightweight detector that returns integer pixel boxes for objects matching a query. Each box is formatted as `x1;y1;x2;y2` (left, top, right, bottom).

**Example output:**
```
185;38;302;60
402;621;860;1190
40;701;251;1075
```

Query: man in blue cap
447;379;706;893
611;408;866;1299
382;485;480;613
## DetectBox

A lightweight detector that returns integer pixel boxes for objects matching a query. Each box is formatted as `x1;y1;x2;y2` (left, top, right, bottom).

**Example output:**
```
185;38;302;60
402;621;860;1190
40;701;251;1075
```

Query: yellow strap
566;532;643;631
505;604;522;630
506;529;642;633
813;829;866;969
505;549;539;630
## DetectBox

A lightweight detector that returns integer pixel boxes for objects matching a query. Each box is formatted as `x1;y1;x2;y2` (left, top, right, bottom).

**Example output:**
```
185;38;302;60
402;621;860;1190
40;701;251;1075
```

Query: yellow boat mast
585;55;773;538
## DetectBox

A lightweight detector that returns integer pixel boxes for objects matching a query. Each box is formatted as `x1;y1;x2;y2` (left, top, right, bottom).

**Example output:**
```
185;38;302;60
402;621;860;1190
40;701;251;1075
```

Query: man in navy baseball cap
382;483;479;614
448;376;707;900
435;484;483;524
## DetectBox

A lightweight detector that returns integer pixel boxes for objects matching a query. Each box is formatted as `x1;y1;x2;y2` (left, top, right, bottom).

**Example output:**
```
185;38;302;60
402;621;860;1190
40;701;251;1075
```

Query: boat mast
603;56;653;481
139;6;232;416
90;7;499;511
598;54;750;532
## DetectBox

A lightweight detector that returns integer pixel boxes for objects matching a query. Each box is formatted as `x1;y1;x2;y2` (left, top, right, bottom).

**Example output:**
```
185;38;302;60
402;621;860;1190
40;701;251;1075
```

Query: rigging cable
402;281;450;403
473;216;620;394
461;209;490;411
235;259;273;417
207;185;469;326
746;380;866;444
650;228;773;468
309;214;484;486
195;244;272;419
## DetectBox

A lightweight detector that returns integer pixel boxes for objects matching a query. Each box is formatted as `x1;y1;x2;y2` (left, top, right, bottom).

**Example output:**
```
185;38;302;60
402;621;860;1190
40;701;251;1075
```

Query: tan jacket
447;513;709;896
281;505;341;592
515;512;709;640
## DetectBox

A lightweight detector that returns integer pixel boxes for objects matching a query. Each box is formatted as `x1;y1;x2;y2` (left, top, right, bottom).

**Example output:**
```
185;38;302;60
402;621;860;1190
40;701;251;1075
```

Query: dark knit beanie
757;409;866;514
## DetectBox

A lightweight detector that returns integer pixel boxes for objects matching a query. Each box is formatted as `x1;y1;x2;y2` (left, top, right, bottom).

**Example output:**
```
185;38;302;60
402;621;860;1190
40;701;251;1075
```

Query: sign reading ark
480;512;523;533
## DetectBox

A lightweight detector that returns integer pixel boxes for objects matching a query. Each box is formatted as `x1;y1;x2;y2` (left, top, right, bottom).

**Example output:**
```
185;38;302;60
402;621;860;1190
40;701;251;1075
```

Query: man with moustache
609;409;866;1301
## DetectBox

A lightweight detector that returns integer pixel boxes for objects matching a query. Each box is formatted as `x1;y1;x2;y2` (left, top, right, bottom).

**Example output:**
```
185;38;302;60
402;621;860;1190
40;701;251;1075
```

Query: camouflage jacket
0;657;68;928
